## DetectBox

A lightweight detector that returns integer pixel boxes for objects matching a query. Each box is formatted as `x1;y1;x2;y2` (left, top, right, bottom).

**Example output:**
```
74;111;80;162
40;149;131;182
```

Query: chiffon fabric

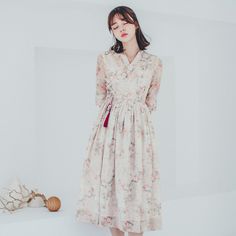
75;49;163;233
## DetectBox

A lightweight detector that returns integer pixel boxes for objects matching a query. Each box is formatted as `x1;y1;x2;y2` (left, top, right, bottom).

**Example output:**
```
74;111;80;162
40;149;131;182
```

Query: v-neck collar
120;50;143;67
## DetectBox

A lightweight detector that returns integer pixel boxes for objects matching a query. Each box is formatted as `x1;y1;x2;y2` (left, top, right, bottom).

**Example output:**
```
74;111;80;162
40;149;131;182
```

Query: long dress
75;49;163;233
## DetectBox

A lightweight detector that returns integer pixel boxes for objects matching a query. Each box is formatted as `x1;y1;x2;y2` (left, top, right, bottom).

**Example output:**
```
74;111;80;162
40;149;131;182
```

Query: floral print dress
75;49;163;233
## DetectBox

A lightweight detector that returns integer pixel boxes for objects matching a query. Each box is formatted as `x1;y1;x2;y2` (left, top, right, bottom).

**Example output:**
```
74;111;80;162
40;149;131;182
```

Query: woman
76;5;163;236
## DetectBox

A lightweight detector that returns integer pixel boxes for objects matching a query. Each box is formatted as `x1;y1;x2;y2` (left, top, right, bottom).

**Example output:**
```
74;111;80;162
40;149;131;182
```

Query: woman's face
111;14;137;43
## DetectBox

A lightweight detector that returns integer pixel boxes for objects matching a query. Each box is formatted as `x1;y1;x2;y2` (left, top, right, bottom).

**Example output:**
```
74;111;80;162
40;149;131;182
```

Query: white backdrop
0;1;235;236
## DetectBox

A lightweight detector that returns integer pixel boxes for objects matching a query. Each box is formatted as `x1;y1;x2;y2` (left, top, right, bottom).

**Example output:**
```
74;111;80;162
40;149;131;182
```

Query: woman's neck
122;35;140;56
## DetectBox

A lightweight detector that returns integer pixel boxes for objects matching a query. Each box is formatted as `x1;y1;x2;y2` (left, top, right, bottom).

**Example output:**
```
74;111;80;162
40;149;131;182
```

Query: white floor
0;191;235;236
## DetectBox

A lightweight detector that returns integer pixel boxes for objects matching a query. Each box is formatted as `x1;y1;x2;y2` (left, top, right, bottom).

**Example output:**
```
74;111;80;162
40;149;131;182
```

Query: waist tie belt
103;99;113;128
103;98;141;127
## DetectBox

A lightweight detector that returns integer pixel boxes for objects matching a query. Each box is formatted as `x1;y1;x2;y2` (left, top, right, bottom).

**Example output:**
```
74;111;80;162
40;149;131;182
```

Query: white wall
0;0;235;222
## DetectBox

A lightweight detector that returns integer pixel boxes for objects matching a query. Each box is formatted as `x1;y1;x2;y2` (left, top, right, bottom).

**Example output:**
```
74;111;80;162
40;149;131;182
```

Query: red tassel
103;110;111;127
103;100;113;128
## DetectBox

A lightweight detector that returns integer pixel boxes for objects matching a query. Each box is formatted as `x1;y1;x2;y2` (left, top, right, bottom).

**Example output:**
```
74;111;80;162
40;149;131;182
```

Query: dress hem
75;211;162;233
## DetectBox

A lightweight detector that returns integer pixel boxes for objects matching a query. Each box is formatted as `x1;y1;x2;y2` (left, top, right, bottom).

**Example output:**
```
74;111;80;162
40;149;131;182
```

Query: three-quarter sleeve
95;53;107;108
145;57;163;113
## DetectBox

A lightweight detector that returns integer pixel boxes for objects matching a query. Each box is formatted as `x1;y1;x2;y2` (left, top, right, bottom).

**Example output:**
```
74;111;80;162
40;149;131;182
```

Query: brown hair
107;6;150;53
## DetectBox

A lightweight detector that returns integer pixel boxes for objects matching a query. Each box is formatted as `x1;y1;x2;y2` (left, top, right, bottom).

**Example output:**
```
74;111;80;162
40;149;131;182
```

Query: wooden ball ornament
45;196;61;212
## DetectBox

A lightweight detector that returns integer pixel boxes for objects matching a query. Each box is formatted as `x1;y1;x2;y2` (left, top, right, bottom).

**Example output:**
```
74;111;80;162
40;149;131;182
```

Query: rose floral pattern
75;49;163;233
